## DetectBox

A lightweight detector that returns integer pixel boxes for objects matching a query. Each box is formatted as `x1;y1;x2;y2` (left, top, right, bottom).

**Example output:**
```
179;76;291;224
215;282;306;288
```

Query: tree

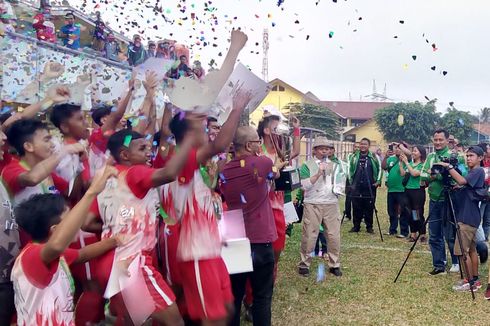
284;102;340;139
480;107;490;123
374;101;440;145
440;107;474;144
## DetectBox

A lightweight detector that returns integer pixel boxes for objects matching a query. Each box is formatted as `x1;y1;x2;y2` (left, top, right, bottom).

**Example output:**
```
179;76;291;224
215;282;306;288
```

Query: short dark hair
207;116;218;127
360;137;371;145
169;112;188;143
107;128;143;163
6;118;48;156
15;194;66;242
0;112;12;124
91;105;112;126
65;12;75;19
257;115;280;139
50;103;81;129
433;129;449;139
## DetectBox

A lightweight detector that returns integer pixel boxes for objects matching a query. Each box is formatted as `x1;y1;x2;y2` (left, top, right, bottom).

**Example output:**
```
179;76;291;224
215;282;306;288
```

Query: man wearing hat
297;137;345;277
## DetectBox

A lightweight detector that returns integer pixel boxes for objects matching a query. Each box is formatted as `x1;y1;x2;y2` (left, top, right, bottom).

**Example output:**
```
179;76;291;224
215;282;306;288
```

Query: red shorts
102;251;176;317
70;232;100;282
272;209;286;252
179;258;233;321
158;222;182;286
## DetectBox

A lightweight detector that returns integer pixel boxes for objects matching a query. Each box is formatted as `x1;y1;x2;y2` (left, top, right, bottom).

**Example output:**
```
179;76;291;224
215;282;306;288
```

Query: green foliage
284;102;340;139
440;107;474;144
480;107;490;123
374;101;440;145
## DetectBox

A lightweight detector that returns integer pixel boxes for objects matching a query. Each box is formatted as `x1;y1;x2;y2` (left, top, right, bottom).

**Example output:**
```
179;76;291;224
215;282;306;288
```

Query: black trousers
230;243;275;326
344;180;353;218
405;188;427;235
352;189;377;230
0;282;15;326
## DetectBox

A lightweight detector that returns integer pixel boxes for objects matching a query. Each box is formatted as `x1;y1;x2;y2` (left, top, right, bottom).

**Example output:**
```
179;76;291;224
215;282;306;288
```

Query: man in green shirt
348;138;382;233
422;129;465;276
381;144;409;237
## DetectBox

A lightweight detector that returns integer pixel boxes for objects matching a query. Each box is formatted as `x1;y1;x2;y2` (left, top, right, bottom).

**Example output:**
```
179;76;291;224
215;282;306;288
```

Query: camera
430;154;460;186
388;144;393;151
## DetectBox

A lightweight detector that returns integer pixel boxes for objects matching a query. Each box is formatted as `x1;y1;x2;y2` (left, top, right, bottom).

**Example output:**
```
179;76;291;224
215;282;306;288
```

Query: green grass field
268;188;490;325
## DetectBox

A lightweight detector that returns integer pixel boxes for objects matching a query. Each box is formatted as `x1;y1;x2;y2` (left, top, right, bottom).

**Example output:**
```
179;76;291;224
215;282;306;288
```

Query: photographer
422;129;465;275
436;146;485;291
382;143;410;238
348;138;382;233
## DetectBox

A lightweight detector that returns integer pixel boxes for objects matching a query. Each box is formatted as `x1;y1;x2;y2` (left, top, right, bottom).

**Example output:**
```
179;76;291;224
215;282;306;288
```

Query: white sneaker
449;264;460;273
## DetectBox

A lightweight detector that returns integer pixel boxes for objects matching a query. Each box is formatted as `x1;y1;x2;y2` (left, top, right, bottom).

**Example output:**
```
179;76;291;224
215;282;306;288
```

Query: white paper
213;63;270;125
218;209;246;241
284;201;299;224
221;238;253;274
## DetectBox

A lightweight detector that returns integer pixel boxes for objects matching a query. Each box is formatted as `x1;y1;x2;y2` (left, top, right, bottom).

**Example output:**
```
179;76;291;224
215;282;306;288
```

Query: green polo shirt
386;156;404;193
405;162;423;190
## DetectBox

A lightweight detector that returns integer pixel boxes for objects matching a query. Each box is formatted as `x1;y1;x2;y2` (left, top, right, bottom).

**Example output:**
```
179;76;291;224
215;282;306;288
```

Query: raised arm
102;72;136;133
41;165;117;265
18;143;85;187
3;86;70;131
290;116;301;160
196;91;252;164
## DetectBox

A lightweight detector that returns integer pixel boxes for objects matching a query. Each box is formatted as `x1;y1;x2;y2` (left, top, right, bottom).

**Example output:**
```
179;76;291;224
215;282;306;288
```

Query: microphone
322;156;327;182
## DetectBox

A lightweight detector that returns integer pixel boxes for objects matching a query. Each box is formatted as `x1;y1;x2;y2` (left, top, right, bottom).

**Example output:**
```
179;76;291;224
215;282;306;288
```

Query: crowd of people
343;132;490;294
0;27;315;326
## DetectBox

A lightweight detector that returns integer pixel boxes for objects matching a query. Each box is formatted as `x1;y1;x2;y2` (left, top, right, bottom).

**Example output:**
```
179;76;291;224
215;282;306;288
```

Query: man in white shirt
297;137;345;277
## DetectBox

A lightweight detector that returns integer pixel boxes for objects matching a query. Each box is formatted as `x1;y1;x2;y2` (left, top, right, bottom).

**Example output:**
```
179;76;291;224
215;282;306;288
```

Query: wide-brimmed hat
313;137;334;149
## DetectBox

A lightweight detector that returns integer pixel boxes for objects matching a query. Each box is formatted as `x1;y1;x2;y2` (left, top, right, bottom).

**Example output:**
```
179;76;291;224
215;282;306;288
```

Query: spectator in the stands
192;60;205;80
32;6;57;43
127;34;148;66
92;11;106;52
147;40;157;58
156;40;177;60
103;32;121;62
60;13;84;50
0;0;15;20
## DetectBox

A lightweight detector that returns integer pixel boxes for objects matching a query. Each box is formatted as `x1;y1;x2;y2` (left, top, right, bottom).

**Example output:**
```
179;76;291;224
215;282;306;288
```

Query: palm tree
480;107;490;124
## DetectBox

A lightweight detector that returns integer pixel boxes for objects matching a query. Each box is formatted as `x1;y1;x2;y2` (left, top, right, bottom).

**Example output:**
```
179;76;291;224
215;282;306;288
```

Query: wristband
293;127;300;137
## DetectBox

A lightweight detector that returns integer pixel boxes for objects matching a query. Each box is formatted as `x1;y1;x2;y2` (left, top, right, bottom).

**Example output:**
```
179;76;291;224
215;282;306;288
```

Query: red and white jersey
161;150;221;262
11;244;78;326
97;170;159;261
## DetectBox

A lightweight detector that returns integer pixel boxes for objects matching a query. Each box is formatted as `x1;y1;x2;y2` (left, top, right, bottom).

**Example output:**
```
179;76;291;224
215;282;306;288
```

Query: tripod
393;186;475;300
351;159;384;242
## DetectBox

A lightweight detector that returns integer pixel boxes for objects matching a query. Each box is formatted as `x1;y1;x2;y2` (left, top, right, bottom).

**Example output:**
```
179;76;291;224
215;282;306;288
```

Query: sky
66;0;490;115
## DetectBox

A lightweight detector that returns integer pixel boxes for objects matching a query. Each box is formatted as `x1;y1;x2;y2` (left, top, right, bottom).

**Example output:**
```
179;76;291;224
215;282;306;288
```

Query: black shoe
298;267;310;276
349;227;360;233
366;228;374;234
329;267;342;277
428;268;447;276
244;304;253;322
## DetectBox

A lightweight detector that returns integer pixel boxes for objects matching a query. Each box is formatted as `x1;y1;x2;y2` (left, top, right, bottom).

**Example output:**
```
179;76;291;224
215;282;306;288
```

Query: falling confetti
316;263;325;282
123;135;132;147
240;193;247;203
458;118;464;126
397;114;404;126
442;71;448;76
411;55;417;61
240;159;245;167
430;66;436;71
328;31;334;38
219;173;227;183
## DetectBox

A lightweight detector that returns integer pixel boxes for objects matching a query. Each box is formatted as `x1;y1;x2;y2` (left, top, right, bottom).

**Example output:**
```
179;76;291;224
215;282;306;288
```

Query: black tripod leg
394;208;432;283
374;207;384;242
341;210;346;225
